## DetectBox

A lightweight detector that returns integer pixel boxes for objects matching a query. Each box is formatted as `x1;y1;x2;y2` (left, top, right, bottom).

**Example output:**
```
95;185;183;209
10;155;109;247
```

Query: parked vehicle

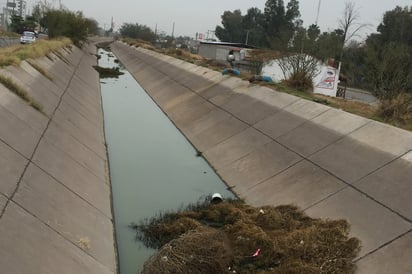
20;31;36;44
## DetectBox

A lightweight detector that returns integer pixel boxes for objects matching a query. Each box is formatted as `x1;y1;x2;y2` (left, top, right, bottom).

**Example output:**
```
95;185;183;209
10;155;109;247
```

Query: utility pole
171;22;175;39
245;30;250;45
315;0;321;26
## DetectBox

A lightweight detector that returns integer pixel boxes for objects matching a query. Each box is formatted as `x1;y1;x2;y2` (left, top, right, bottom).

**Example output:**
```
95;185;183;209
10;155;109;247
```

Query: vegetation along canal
99;48;234;273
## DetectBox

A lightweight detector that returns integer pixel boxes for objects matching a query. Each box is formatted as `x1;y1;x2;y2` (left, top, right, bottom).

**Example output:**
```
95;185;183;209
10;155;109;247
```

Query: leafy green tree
339;41;365;87
364;41;411;99
23;16;37;30
263;0;301;50
119;23;155;42
313;29;344;62
42;9;90;46
10;14;38;33
377;6;412;46
85;18;99;36
362;6;412;99
242;7;266;47
215;10;244;43
10;15;24;33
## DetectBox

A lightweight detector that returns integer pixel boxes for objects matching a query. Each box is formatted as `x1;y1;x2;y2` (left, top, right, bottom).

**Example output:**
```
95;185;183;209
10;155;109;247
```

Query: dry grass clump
0;29;19;38
123;38;156;51
26;59;53;81
132;199;360;274
315;94;378;118
142;227;233;274
376;93;412;130
169;48;204;61
284;72;314;92
0;38;72;67
0;74;44;113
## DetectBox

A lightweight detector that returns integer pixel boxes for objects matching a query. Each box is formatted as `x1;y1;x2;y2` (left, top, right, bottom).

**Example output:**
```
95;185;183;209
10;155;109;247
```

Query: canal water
99;49;234;274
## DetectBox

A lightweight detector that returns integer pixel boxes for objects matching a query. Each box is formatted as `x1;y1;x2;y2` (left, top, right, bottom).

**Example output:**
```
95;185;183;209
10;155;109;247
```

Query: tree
362;6;412;99
10;14;38;34
119;23;155;42
377;6;412;46
364;40;411;99
313;29;344;62
263;0;301;50
84;18;99;36
42;9;90;46
338;1;368;61
9;15;24;33
242;7;266;47
215;10;244;43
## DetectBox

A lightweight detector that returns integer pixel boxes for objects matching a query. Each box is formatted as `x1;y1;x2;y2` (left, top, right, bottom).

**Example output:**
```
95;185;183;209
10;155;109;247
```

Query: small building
198;41;255;64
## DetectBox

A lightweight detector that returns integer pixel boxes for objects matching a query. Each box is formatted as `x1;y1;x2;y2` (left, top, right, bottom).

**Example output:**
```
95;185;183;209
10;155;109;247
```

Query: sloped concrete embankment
0;44;117;273
111;41;412;273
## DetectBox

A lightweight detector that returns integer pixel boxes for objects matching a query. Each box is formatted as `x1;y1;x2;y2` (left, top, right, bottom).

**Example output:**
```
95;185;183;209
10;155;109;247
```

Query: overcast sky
23;0;411;39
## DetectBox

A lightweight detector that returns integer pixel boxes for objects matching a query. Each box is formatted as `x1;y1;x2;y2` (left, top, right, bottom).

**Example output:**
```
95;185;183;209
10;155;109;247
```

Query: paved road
344;87;379;105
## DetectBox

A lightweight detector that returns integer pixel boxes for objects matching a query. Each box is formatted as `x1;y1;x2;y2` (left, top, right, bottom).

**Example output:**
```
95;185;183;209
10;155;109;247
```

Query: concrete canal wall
111;41;412;273
0;43;117;273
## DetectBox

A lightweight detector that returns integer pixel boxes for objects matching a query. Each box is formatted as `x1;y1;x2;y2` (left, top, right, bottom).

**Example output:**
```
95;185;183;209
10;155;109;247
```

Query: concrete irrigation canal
0;39;411;273
99;48;234;273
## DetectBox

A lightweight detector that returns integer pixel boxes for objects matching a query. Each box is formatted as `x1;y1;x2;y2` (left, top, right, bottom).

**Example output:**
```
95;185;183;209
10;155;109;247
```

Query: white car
20;31;36;44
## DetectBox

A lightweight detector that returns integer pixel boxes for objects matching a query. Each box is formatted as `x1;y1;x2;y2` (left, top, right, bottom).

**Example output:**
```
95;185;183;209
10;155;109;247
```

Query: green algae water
99;49;234;274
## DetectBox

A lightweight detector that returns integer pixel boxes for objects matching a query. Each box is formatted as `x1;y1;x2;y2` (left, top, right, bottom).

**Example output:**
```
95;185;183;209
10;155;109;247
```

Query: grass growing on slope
0;30;19;38
0;74;44;114
0;38;72;67
26;59;53;81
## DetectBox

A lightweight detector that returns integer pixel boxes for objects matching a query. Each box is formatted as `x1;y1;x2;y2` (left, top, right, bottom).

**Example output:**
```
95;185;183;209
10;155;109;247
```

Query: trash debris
248;75;273;83
252;248;261;257
222;68;241;76
211;193;223;204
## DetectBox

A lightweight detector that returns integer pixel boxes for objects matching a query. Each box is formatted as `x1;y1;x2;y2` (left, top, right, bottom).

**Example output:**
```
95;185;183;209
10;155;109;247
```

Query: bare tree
338;1;369;60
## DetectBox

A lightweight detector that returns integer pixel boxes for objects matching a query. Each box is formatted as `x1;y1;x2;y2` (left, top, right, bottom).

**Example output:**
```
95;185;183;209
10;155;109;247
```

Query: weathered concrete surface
0;43;116;273
112;41;412;273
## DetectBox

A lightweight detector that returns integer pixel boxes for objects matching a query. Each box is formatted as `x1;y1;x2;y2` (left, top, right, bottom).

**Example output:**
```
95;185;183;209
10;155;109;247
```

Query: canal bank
0;42;117;273
111;41;412;273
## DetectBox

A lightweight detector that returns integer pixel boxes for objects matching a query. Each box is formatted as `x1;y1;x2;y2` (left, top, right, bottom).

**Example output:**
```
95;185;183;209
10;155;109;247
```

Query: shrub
277;54;319;92
376;92;412;126
284;71;314;91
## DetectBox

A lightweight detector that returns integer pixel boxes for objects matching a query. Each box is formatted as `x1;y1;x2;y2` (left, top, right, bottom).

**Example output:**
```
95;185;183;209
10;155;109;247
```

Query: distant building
16;0;27;17
0;12;5;29
0;1;27;30
198;41;255;63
